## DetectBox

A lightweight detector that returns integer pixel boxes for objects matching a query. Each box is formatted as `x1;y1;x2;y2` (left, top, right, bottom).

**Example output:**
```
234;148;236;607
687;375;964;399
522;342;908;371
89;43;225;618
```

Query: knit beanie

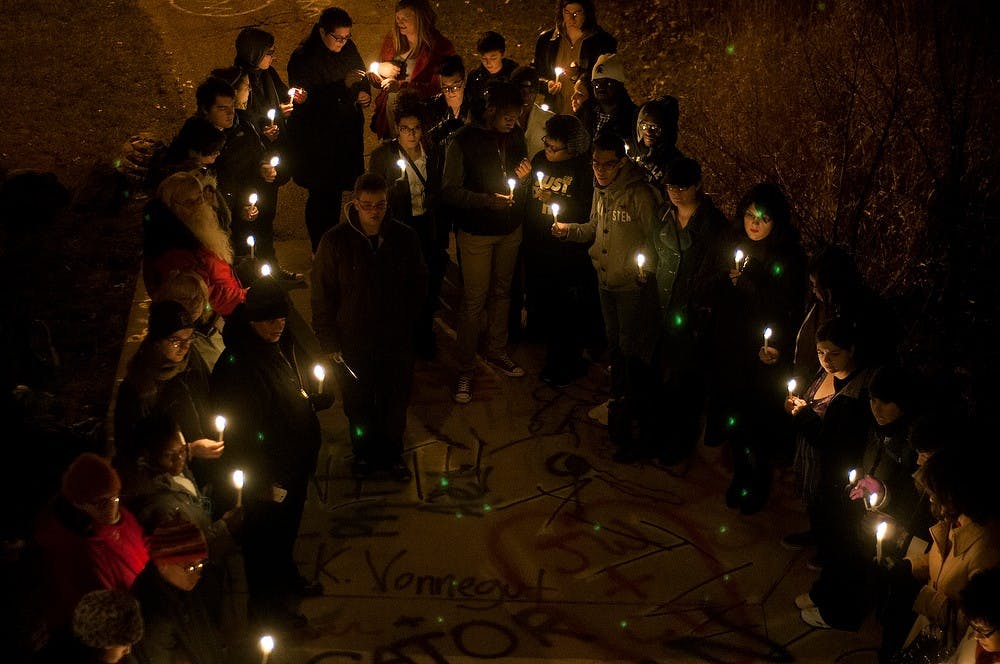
245;279;289;322
545;114;591;157
62;453;121;506
591;53;625;84
869;365;915;413
148;300;195;341
147;518;208;565
72;589;143;648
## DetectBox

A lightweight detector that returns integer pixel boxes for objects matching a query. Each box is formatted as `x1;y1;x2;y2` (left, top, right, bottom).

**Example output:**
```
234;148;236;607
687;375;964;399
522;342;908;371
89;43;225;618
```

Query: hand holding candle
214;415;227;443
875;520;888;563
259;635;275;664
232;469;244;507
312;363;325;394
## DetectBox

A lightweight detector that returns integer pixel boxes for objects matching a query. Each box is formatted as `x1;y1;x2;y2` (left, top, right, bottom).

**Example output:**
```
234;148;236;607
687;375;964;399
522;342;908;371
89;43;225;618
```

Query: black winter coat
286;29;369;192
575;94;640;155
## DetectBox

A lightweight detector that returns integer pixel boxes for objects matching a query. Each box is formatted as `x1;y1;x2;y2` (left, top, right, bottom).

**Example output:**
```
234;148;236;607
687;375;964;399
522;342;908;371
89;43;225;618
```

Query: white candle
260;263;272;277
266;108;276;125
550;202;560;225
876;520;888;563
554;66;564;79
259;635;275;664
848;468;857;485
636;252;646;279
787;378;797;396
535;171;544;186
312;363;325;394
287;88;296;105
269;156;280;168
214;415;227;443
735;249;744;271
507;178;516;198
248;192;258;207
246;235;255;259
763;327;773;350
396;158;406;180
232;469;244;507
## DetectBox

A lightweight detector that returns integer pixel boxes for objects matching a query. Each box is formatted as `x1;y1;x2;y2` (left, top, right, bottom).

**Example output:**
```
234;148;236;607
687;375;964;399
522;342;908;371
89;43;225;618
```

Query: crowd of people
5;1;997;662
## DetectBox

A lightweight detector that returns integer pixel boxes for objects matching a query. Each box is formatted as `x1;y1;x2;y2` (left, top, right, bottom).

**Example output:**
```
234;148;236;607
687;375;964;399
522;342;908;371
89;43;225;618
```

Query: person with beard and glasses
523;114;598;387
233;27;302;138
574;54;638;155
551;132;660;462
533;0;617;115
312;174;427;480
112;301;224;500
287;6;371;253
633;96;683;188
211;280;331;630
369;93;444;359
369;0;456;139
142;171;246;317
206;68;301;282
442;82;531;404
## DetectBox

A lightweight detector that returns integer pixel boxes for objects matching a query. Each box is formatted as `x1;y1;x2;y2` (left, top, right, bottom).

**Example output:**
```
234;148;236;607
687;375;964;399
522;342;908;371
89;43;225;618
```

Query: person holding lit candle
233;27;303;135
442;82;530;404
523;114;595;387
532;0;618;114
287;7;372;252
211;279;332;628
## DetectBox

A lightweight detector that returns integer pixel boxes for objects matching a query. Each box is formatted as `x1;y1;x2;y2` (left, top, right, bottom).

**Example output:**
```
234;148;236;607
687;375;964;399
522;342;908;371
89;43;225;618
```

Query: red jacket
35;500;149;630
144;247;246;316
371;30;456;138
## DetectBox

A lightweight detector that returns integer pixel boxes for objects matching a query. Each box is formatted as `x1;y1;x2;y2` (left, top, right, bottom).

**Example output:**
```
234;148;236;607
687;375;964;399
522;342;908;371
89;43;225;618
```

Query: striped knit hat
62;453;121;506
147;518;208;565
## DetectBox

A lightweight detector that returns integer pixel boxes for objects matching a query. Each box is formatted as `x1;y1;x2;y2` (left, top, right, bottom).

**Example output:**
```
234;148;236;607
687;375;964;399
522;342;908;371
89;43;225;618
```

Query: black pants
406;214;448;346
305;189;344;253
339;351;415;468
240;476;309;608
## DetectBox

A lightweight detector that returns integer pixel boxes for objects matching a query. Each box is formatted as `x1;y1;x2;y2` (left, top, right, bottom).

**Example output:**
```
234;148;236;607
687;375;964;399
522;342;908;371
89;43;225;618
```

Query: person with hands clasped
552;131;660;462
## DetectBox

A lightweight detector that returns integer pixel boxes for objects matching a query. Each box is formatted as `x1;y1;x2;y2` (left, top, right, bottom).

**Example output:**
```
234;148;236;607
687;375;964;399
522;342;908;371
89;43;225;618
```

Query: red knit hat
147;519;208;566
61;453;122;505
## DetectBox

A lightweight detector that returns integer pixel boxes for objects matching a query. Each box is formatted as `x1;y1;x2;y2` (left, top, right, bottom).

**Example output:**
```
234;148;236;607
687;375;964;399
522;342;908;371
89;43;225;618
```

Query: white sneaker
800;606;830;629
588;399;610;426
795;593;816;610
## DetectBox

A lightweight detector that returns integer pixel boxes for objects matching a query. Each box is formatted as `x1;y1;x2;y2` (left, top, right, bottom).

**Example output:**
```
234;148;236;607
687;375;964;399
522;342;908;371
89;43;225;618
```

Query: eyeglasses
165;335;194;350
441;82;464;94
356;201;388;212
639;121;662;135
327;32;351;43
398;125;421;135
90;495;120;509
592;79;615;90
542;137;567;153
562;9;584;19
665;184;692;192
181;559;208;574
592;158;622;171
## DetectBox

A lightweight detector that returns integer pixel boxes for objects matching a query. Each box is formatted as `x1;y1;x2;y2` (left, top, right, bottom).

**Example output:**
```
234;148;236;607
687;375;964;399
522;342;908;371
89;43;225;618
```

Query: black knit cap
245;279;289;322
72;589;143;648
664;157;702;187
148;300;195;341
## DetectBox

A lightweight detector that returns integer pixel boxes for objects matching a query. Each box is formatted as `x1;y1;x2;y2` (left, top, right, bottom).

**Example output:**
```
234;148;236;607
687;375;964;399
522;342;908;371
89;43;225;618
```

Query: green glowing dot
740;488;749;498
143;214;151;221
725;44;736;55
482;504;492;512
123;190;130;198
227;354;236;364
773;263;783;276
354;426;364;438
672;313;684;327
817;1;827;10
455;512;463;519
436;616;444;623
452;580;459;586
440;477;450;487
257;431;264;442
719;525;729;534
619;620;628;628
114;159;122;168
744;447;751;455
724;574;731;582
593;523;602;532
727;416;736;428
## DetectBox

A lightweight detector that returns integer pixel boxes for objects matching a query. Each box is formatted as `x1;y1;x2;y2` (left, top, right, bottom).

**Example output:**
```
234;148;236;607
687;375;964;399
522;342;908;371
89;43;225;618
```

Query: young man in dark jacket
442;82;531;404
311;173;428;480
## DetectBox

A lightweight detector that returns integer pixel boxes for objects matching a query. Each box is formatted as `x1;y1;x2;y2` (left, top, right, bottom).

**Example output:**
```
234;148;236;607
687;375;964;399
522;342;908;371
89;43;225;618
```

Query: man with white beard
142;171;248;317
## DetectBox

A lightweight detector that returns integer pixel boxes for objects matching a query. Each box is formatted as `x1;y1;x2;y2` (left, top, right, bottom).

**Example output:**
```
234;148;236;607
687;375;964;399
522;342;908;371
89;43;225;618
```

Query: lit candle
396;158;406;180
214;415;227;443
848;468;858;485
554;66;564;79
312;363;325;394
507;178;516;198
260;263;272;277
259;635;275;664
787;378;797;396
735;249;744;271
369;62;379;74
248;192;258;207
287;88;296;105
246;235;255;259
636;252;646;279
763;327;772;350
266;108;276;125
535;171;544;186
875;520;888;563
868;491;879;511
540;103;550;112
232;469;244;507
269;156;280;169
550;202;560;225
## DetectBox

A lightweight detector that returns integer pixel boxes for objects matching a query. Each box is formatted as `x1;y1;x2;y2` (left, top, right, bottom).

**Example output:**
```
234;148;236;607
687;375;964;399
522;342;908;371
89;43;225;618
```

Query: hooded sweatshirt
565;159;660;291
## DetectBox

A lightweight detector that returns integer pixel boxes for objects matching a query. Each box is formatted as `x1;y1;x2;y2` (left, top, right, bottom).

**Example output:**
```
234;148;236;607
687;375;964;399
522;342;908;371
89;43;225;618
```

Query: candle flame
536;171;544;183
260;263;272;277
287;88;296;98
396;158;406;171
248;193;258;206
259;635;275;654
869;492;879;507
312;364;325;381
550;203;560;217
848;468;857;484
763;327;773;340
214;415;227;433
735;249;744;263
232;469;244;489
507;178;517;191
266;108;276;121
369;62;379;73
876;520;888;540
554;67;564;78
269;156;280;168
636;253;646;268
540;103;550;112
246;235;255;247
787;378;797;394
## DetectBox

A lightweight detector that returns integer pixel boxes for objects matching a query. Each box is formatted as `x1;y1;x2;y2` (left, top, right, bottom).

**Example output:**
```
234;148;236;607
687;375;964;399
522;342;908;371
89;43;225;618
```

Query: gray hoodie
566;160;661;291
